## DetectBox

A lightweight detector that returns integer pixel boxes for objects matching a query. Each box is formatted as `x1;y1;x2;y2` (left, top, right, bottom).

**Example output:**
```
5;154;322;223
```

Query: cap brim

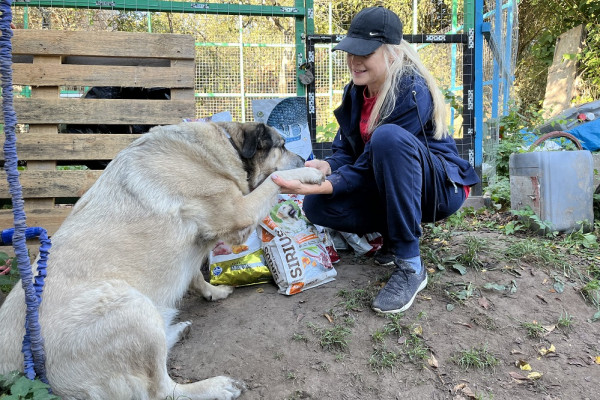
332;36;383;56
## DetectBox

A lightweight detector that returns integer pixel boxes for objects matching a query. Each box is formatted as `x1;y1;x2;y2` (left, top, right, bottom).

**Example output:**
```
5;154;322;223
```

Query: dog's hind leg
160;307;192;351
189;272;234;301
162;375;246;400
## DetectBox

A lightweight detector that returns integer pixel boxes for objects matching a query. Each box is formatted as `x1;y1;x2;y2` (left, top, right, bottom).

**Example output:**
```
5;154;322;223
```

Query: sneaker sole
372;274;428;314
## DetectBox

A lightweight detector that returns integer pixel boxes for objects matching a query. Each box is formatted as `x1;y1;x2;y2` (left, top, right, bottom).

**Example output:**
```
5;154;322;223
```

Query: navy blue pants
303;124;466;259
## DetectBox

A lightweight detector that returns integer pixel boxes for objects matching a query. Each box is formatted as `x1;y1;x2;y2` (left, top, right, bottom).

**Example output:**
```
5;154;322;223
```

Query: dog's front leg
237;167;325;226
190;270;234;301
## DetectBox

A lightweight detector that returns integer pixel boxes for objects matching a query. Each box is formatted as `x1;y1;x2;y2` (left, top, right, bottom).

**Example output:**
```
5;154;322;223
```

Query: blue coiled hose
0;1;51;384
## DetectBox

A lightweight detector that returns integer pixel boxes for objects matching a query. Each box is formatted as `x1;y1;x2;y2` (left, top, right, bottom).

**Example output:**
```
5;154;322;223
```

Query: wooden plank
0;134;141;161
13;64;194;88
12;30;195;60
0;170;102;198
27;56;60;210
0;208;73;237
14;98;195;125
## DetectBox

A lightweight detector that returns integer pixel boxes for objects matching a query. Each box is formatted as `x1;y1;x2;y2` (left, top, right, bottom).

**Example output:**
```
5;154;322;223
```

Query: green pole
295;0;314;97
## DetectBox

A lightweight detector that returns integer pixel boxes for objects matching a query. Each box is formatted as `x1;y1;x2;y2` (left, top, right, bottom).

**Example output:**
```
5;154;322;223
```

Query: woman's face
346;46;388;97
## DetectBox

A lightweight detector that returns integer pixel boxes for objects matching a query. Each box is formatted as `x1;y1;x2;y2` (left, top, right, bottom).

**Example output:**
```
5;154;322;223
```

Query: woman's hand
305;159;332;176
271;160;333;195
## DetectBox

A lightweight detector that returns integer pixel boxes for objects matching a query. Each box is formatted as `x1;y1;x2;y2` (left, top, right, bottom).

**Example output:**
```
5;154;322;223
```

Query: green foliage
316;122;338;143
0;371;59;400
452;345;499;371
0;253;19;294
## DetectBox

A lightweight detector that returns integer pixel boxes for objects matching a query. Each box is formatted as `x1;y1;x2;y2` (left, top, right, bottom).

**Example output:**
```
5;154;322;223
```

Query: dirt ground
168;226;600;400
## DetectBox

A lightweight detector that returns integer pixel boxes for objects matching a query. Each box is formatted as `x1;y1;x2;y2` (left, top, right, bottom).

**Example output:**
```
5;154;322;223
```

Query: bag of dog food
208;229;272;287
260;195;337;295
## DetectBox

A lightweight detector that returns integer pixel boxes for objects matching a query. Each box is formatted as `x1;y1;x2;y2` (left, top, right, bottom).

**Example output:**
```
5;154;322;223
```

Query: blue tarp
566;118;600;152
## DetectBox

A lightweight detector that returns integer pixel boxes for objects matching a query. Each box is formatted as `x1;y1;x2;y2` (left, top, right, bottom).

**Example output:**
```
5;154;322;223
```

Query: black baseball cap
333;6;403;56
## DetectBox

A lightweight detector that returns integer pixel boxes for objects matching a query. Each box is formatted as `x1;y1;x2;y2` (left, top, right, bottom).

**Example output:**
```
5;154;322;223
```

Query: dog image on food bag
0;121;324;400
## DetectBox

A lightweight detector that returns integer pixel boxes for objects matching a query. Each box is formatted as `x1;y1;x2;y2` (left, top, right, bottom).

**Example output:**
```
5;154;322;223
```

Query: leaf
412;325;423;336
527;371;543;380
323;313;334;323
427;354;439;368
553;281;564;293
516;360;532;371
509;371;529;381
483;283;506;291
595;356;600;364
446;304;455;311
10;376;35;396
451;263;467;275
539;344;556;356
592;310;600;322
478;297;490;309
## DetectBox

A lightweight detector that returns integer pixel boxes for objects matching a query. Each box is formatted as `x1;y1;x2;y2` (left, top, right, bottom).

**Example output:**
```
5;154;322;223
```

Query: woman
272;6;479;313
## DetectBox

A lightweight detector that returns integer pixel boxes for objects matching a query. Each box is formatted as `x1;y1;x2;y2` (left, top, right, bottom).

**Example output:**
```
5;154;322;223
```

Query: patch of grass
405;332;429;362
580;279;600;307
369;346;400;372
521;321;545;338
307;322;351;353
371;313;403;343
292;333;308;342
452;345;500;371
557;311;574;330
336;287;378;311
504;238;557;265
456;236;487;269
273;351;284;361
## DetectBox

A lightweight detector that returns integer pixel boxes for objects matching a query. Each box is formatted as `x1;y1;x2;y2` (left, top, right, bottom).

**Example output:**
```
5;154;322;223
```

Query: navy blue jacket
325;74;480;197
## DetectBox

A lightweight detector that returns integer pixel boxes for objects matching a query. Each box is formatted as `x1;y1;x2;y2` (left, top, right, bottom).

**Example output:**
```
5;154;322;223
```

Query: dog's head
216;122;305;189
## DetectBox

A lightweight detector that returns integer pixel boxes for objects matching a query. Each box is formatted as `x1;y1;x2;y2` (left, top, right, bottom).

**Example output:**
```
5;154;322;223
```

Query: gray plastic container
509;144;594;233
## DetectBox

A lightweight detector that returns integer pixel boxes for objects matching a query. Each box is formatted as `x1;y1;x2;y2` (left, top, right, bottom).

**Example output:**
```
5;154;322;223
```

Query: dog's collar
217;126;242;156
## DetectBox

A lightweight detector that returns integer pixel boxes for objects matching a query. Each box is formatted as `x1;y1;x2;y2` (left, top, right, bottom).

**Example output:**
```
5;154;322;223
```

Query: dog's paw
276;167;325;184
204;376;247;400
203;284;235;301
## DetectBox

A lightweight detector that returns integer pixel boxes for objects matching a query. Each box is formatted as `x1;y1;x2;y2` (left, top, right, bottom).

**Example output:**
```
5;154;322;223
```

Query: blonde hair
365;40;448;140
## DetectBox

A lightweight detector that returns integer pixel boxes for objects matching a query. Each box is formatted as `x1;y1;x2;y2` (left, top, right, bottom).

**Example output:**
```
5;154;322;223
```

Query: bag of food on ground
260;195;337;295
208;229;272;287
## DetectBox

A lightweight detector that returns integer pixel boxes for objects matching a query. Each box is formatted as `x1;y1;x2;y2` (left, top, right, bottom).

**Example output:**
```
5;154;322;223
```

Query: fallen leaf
419;295;432;300
478;297;490;309
323;313;334;323
453;321;473;329
483;282;506;291
509;371;529;381
428;354;439;368
595;356;600;364
296;313;305;323
543;325;556;336
527;371;543;380
256;287;264;293
536;294;548;304
539;344;556;356
397;336;407;345
447;304;455;312
413;324;423;336
516;360;532;371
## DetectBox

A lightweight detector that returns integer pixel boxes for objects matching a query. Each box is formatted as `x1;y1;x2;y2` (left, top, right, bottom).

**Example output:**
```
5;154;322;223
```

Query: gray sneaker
372;260;427;314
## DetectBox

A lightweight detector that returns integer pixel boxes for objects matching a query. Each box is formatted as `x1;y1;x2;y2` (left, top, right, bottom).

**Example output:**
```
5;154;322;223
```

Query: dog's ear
241;128;259;159
256;123;274;150
241;123;274;158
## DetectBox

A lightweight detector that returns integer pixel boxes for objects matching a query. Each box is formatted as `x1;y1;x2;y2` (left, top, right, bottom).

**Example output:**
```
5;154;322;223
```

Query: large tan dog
0;121;324;399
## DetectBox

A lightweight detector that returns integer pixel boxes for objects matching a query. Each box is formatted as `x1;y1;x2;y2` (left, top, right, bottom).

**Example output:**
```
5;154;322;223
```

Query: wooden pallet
0;30;195;238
